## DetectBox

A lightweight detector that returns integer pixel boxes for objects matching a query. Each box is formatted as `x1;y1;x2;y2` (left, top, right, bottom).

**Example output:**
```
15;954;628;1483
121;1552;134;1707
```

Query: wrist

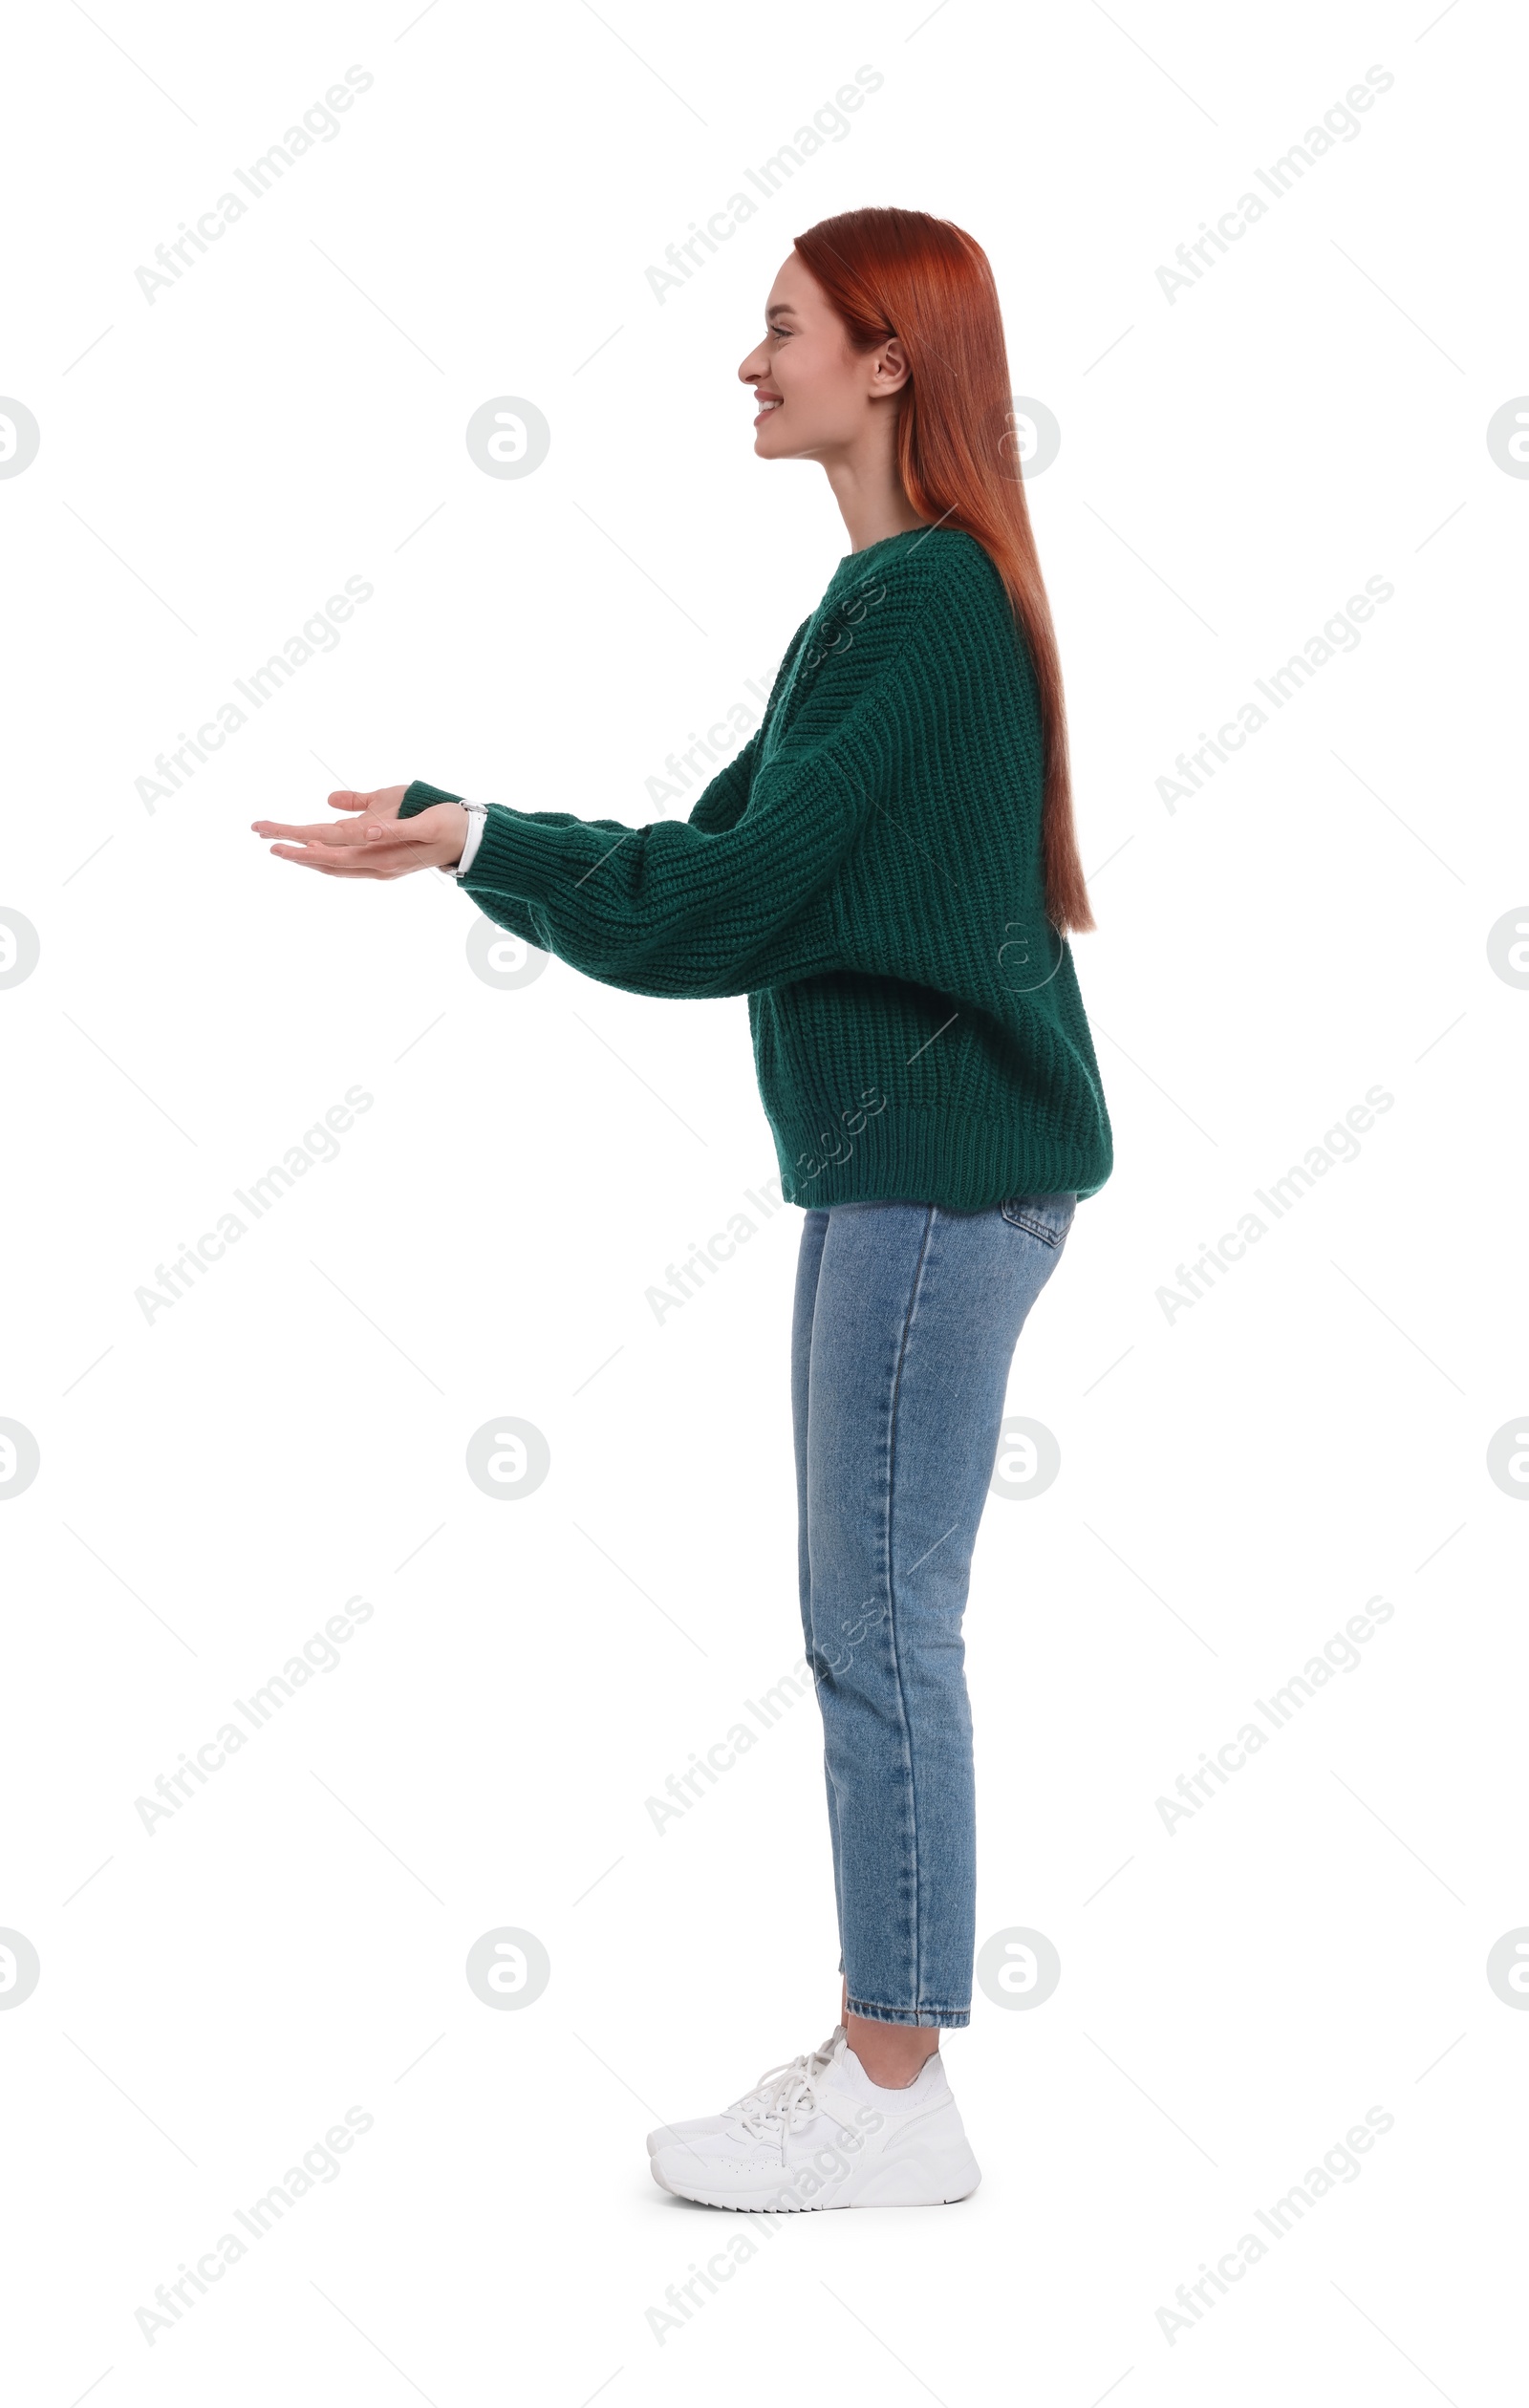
445;798;489;881
398;783;490;878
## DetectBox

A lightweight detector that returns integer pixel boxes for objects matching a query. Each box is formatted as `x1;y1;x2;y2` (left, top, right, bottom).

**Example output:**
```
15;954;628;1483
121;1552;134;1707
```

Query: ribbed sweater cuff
399;780;461;816
456;801;570;904
402;787;561;900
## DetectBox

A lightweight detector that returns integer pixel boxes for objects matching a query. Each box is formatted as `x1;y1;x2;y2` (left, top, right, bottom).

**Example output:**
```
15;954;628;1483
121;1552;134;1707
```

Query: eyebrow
766;303;800;321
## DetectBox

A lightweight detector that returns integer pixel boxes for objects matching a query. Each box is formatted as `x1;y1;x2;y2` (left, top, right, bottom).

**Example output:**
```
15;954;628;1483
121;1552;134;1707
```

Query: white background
2;0;1524;2399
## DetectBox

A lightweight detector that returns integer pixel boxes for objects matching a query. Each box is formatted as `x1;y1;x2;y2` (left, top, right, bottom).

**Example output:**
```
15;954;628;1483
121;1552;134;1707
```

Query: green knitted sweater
399;523;1112;1211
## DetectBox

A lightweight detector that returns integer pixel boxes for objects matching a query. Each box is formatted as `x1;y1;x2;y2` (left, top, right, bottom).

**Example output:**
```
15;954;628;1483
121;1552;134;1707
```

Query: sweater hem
767;1101;1110;1213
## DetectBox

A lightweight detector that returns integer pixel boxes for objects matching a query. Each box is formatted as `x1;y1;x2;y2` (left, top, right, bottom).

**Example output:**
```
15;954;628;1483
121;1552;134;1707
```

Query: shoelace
725;2027;841;2118
739;2072;821;2149
729;2028;844;2152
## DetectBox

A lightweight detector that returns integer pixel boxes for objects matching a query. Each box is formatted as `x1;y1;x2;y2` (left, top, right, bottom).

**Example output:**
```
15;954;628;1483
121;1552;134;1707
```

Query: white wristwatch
441;798;489;882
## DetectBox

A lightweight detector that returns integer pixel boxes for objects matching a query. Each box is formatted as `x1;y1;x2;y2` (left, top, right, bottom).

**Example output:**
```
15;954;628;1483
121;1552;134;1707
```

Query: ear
868;333;912;398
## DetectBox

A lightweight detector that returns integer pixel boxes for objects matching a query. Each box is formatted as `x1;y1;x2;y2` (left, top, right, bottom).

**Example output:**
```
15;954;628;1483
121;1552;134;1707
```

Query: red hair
793;206;1094;935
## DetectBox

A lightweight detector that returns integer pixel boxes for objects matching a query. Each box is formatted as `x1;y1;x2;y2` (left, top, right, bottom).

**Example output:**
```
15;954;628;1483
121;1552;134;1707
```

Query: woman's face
738;251;907;462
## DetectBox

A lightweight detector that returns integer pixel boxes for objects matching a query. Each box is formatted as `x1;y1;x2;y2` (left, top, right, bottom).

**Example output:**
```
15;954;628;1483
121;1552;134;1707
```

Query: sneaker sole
656;2143;981;2212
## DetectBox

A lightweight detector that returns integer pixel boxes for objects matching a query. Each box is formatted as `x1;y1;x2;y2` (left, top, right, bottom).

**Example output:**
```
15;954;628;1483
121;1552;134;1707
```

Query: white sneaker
649;2031;980;2210
645;2027;845;2159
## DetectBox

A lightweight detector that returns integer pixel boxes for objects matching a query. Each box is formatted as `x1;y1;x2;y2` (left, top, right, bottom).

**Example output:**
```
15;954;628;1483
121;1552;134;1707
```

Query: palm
251;785;466;879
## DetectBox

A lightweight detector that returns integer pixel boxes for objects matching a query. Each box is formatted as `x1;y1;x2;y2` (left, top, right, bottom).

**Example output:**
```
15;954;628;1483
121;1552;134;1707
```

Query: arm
401;597;926;999
401;629;804;962
398;734;768;964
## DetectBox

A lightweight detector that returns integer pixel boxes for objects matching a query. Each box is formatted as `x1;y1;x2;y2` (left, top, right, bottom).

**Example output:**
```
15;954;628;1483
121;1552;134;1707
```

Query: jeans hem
847;1994;970;2031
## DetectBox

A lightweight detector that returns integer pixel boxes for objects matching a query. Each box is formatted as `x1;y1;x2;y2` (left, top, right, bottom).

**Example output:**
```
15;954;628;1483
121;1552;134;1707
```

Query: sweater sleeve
394;737;767;959
398;630;807;968
400;591;930;1000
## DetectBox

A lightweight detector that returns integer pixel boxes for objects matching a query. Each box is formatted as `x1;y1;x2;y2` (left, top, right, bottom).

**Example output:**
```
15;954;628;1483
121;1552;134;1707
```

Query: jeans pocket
1000;1191;1078;1247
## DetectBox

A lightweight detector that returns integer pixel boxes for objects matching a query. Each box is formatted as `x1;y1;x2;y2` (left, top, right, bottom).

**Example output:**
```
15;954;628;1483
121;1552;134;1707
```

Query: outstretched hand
252;787;467;878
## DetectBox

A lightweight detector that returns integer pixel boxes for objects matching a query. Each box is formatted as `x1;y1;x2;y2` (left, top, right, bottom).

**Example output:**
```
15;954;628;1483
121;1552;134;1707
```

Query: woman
254;206;1112;2211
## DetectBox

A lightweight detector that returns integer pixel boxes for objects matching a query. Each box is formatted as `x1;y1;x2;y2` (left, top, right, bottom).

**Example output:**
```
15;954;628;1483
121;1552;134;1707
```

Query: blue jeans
790;1193;1077;2028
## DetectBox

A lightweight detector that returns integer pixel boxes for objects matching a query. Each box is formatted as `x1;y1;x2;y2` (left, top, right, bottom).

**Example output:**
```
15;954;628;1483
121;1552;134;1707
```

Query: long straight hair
794;206;1093;935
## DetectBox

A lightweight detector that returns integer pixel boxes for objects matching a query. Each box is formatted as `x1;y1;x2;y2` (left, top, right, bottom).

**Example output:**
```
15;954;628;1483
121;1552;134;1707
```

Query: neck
821;430;929;553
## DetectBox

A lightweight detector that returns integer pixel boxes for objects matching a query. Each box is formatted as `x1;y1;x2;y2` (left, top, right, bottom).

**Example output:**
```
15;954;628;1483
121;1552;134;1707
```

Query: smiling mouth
754;397;782;420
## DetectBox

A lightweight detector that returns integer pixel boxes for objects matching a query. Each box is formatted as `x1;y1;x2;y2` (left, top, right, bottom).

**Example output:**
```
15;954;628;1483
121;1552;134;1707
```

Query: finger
252;816;404;846
269;833;435;868
267;843;397;877
253;818;360;842
325;788;384;812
